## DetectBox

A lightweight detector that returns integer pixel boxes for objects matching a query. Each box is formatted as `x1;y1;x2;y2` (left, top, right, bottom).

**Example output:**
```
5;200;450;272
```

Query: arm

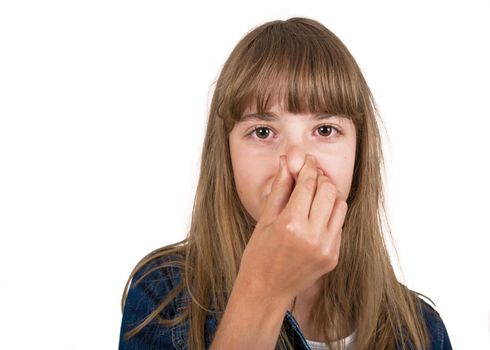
209;275;292;350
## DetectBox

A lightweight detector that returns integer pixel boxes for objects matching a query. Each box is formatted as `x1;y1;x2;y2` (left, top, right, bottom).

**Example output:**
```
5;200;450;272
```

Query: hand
236;154;348;302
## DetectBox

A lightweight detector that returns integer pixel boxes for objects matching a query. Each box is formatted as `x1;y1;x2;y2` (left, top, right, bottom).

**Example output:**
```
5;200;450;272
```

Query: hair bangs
222;20;364;127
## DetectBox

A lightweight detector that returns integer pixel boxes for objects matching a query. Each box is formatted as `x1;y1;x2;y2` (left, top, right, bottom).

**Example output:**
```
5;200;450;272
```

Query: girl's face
229;101;357;222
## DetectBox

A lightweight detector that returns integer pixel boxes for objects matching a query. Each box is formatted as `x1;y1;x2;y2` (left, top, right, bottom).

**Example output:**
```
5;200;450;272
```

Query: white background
1;1;489;349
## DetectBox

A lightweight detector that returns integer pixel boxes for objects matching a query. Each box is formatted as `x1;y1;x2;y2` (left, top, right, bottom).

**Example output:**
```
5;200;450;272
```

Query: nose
283;148;315;183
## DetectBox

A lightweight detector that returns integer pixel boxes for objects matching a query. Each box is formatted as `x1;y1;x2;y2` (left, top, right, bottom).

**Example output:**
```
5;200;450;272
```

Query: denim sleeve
436;315;453;350
118;258;179;350
419;298;453;350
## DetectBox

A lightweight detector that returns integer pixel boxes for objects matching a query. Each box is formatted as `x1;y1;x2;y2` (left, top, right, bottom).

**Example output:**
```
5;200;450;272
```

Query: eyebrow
239;112;343;123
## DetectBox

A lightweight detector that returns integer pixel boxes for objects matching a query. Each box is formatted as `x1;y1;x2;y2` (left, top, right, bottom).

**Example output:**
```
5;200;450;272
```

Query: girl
118;17;453;350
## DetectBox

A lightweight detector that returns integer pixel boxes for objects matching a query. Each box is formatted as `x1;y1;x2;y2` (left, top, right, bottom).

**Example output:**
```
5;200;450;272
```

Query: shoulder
412;292;453;350
130;252;186;307
119;251;188;349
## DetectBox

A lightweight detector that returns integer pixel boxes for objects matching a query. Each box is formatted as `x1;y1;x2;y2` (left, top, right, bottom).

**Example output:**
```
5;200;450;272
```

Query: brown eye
254;127;271;139
318;125;334;137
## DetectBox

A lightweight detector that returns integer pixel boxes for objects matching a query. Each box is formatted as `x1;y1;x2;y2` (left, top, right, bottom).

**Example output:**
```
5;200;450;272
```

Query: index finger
260;155;295;223
283;155;318;219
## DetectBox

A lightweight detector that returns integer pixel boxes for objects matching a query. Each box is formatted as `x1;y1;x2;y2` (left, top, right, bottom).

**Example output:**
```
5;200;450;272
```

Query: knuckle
319;245;339;267
303;232;321;250
282;219;301;235
278;216;308;238
321;257;339;273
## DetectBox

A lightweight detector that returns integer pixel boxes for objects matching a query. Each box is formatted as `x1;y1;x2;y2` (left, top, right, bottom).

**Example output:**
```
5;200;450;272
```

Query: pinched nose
282;154;317;182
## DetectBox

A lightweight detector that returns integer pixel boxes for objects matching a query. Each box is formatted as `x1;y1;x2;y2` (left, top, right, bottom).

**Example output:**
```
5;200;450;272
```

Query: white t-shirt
305;330;356;350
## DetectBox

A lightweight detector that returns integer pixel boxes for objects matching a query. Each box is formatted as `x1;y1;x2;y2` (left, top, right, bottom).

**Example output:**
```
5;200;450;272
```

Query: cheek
230;139;271;192
235;162;271;201
232;162;267;221
232;155;253;186
231;155;257;201
231;155;274;214
318;154;355;200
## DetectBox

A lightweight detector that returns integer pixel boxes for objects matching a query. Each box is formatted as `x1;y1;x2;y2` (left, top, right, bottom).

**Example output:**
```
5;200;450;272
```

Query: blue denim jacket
119;256;453;349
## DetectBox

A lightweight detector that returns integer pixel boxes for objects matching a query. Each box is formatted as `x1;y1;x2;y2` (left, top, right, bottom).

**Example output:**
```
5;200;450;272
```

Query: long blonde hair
121;17;433;350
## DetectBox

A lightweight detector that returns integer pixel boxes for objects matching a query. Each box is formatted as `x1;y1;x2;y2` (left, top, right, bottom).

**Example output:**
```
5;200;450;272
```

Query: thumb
260;155;294;222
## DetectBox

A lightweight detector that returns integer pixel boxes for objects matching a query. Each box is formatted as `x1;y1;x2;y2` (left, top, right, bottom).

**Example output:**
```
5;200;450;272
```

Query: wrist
231;274;292;313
